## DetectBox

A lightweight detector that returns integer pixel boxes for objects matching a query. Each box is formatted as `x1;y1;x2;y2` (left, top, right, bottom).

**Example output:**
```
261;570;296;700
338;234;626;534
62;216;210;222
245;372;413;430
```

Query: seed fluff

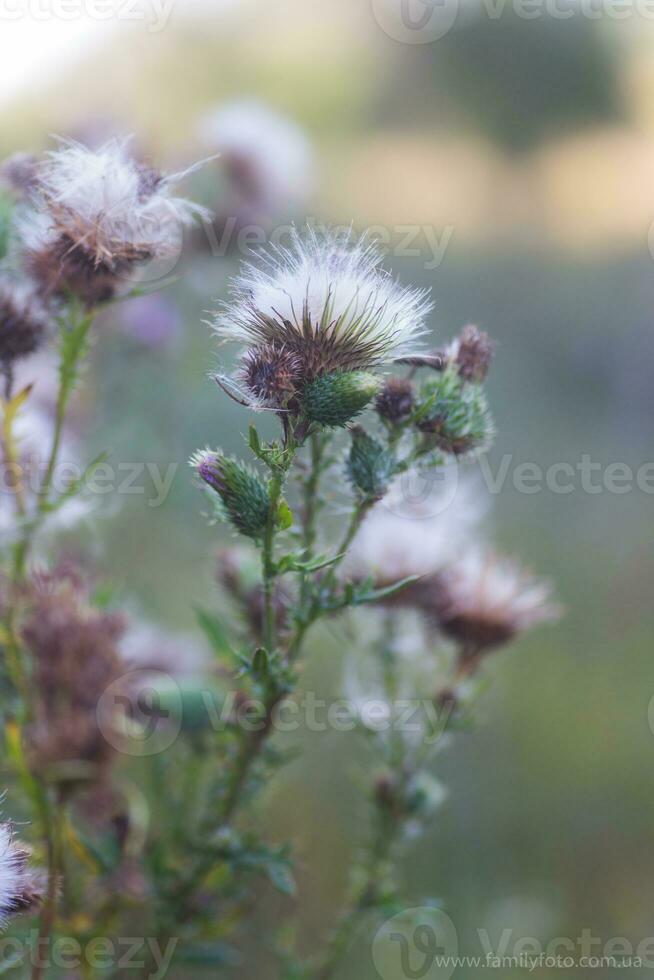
213;228;432;406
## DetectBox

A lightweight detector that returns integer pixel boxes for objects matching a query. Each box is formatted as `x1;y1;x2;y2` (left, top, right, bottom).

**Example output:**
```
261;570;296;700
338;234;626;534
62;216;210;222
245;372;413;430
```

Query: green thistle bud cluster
193;450;271;539
415;365;494;457
346;426;396;501
302;371;380;428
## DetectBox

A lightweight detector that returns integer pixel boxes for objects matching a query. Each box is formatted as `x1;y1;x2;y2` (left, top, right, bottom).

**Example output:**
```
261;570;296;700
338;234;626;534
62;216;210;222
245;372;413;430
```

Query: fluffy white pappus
31;137;211;266
214;228;432;371
121;621;210;678
344;471;487;585
438;550;561;634
199;99;313;209
0;822;28;923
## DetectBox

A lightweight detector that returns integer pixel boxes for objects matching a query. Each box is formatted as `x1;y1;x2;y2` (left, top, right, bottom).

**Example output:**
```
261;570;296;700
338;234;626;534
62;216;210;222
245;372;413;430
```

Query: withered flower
0;277;49;368
22;137;209;307
375;376;415;424
428;550;560;674
22;569;127;783
447;324;494;383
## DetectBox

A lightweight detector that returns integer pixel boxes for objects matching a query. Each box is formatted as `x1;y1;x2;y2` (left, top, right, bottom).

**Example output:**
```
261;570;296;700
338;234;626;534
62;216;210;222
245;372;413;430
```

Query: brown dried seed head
375;376;415;423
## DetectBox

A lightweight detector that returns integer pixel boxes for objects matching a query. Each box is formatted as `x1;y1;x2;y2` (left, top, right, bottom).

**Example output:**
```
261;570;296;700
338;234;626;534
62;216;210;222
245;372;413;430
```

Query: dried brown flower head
22;568;127;782
449;324;494;383
375;376;415;423
0;278;49;365
426;551;560;673
22;138;208;307
238;343;303;408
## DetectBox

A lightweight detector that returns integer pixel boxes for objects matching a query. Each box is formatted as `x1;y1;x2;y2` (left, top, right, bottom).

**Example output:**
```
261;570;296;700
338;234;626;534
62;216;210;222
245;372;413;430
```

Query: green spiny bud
192;450;271;538
415;366;494;456
347;426;396;501
302;371;380;428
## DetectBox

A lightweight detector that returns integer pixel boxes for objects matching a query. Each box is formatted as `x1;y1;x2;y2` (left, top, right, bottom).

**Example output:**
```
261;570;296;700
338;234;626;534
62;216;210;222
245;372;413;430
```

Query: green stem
262;469;284;653
312;621;405;980
313;810;398;980
39;312;93;511
31;793;65;980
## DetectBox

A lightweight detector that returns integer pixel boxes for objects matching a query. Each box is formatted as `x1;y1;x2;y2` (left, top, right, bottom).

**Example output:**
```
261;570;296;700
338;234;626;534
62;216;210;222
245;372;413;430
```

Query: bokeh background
1;1;653;976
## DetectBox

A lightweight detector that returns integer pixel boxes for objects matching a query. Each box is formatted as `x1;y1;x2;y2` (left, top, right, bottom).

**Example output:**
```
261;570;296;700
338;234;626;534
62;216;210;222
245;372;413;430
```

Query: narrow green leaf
194;607;237;661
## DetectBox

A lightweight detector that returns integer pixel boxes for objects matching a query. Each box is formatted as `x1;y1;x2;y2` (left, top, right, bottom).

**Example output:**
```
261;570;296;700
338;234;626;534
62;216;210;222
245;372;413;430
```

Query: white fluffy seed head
0;822;28;923
345;473;487;585
29;137;210;268
199;99;313;209
436;550;561;636
214;228;432;374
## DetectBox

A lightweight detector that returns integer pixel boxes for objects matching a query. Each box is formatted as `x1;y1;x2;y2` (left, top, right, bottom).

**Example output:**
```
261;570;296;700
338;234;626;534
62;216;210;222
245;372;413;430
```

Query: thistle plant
0;135;210;977
0;126;560;980
184;229;559;977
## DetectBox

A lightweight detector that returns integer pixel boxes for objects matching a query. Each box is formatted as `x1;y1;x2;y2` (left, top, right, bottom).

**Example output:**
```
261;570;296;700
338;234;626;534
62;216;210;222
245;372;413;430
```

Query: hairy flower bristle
0;822;28;924
0;820;45;923
213;228;432;379
238;344;303;408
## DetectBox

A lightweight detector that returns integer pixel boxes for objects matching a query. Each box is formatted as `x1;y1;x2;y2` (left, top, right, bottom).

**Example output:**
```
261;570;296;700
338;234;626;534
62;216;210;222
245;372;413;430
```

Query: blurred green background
2;1;653;976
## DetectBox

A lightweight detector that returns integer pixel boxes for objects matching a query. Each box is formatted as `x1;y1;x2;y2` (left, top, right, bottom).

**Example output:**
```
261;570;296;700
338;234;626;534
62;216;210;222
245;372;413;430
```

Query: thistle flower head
375;375;415;424
199;99;313;214
429;550;561;661
0;822;29;924
346;426;396;501
446;324;494;383
22;137;209;305
0;820;44;923
416;366;494;457
0;277;50;365
22;568;127;780
238;343;303;408
191;449;271;539
214;229;431;397
344;474;487;596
